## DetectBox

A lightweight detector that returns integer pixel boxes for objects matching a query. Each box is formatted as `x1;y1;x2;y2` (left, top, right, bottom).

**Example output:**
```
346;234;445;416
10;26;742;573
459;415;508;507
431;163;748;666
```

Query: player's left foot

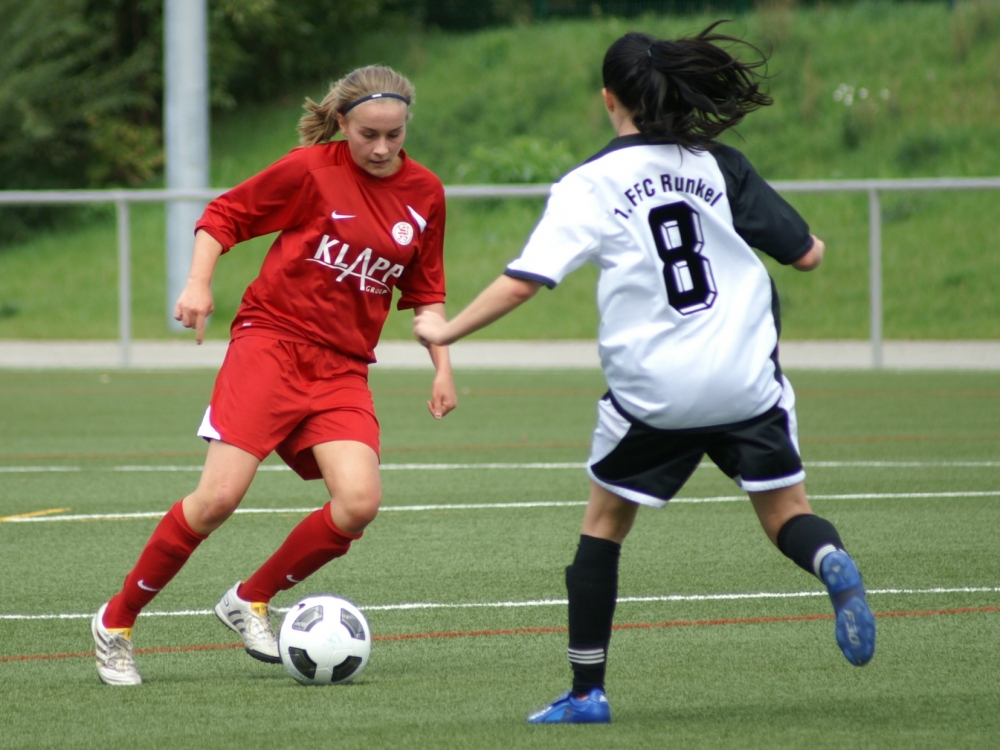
215;582;281;664
820;550;876;666
526;688;611;724
92;603;142;686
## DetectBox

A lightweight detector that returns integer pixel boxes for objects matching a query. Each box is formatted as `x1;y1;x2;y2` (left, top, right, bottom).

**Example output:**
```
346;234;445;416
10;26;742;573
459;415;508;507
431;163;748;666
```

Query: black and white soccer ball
278;595;371;685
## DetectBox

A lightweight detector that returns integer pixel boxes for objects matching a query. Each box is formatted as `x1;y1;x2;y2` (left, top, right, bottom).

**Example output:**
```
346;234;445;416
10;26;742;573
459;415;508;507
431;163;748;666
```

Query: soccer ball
278;595;371;685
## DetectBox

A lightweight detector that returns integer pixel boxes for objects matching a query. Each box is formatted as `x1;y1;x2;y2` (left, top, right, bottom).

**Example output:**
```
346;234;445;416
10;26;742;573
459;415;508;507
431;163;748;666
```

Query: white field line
0;504;593;523
3;586;999;622
806;461;1000;468
3;491;1000;524
0;461;998;474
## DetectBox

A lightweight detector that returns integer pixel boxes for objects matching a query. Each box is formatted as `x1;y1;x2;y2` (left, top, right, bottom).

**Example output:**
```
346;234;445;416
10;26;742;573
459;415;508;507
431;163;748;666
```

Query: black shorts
587;384;804;508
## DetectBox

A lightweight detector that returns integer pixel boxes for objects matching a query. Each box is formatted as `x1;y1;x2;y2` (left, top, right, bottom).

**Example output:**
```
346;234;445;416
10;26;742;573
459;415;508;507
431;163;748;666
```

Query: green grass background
1;368;1000;748
1;1;999;341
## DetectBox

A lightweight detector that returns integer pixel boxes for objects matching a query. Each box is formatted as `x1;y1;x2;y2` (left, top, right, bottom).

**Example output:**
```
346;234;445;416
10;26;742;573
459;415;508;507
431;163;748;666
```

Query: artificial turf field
1;367;998;749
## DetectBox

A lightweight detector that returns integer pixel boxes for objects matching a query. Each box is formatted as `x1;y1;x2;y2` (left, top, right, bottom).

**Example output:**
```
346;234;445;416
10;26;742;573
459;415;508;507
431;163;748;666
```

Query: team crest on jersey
392;222;414;245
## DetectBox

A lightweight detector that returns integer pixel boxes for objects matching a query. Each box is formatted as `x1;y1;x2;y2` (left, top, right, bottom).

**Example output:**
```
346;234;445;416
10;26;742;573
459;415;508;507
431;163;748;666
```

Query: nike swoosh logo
137;579;160;592
286;574;302;583
331;211;356;220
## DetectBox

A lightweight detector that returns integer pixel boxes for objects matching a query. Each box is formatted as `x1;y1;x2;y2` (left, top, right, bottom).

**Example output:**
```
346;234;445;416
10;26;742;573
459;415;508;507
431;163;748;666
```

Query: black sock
566;535;621;694
776;514;845;578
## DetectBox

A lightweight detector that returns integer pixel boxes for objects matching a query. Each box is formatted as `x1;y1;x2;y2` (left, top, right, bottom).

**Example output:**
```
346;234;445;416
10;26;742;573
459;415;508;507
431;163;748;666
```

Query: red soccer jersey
196;140;446;362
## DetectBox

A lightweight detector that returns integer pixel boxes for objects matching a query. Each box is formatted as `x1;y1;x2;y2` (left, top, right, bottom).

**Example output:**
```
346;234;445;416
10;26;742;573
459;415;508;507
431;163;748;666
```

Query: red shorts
197;336;380;480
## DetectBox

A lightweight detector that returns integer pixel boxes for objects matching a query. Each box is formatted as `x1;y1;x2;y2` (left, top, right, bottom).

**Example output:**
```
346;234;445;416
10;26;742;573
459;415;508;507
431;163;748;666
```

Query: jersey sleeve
712;145;813;265
395;191;447;310
195;148;315;252
504;173;602;288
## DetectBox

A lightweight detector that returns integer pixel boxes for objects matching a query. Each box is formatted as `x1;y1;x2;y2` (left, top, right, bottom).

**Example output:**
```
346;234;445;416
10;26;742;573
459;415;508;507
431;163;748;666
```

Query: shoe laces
104;630;138;672
245;603;276;642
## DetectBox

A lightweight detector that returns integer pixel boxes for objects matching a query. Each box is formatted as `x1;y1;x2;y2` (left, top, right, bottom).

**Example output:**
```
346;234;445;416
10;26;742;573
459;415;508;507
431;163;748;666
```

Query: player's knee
330;485;381;533
189;485;244;528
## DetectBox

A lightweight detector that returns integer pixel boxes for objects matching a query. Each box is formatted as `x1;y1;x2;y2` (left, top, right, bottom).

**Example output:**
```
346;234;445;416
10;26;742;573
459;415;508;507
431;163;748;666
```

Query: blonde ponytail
298;65;416;146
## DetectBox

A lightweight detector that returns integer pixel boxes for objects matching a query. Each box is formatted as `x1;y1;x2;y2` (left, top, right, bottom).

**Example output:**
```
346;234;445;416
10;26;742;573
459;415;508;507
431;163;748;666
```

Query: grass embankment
1;1;998;341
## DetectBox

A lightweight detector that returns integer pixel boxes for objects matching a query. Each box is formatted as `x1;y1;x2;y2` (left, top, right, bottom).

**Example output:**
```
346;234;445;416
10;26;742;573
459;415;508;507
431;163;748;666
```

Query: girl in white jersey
415;23;875;724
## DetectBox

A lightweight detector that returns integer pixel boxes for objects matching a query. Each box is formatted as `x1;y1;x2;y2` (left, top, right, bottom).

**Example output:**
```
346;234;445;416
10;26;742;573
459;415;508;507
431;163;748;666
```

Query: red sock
238;503;361;603
103;501;207;629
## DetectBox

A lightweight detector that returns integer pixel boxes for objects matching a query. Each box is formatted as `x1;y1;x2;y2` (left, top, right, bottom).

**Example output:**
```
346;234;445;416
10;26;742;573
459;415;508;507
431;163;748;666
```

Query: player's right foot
526;688;611;724
92;603;142;685
215;582;281;664
820;550;876;666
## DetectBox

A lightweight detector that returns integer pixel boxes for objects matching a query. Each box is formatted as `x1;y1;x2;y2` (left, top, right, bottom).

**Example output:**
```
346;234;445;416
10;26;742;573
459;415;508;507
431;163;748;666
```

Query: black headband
341;92;411;115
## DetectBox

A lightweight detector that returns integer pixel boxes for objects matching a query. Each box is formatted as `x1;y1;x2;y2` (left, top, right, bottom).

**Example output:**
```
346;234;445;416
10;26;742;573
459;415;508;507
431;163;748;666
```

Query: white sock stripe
569;657;606;665
568;649;606;665
812;544;840;579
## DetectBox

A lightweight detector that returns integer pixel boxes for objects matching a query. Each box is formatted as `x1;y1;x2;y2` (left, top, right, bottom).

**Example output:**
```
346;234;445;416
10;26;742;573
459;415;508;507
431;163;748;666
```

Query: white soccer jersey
506;135;812;429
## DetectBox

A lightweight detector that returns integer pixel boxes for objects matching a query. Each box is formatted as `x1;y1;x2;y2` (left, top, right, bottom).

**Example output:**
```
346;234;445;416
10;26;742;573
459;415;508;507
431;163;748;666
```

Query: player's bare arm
792;234;825;271
414;275;542;346
415;302;457;419
173;229;224;344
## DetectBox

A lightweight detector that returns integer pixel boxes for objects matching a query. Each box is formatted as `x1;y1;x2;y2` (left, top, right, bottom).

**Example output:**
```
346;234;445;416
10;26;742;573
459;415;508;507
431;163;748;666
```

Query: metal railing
2;177;999;368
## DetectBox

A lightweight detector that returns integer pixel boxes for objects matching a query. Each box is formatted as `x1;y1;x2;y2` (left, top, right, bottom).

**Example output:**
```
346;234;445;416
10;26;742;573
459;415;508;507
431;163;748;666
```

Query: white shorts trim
737;469;806;493
587;397;632;467
586;467;670;509
197;406;221;441
777;375;801;455
587;397;669;507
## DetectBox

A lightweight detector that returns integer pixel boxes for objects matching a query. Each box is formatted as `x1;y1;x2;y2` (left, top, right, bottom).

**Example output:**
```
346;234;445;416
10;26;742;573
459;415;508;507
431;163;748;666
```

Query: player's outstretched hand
173;281;214;344
413;310;449;346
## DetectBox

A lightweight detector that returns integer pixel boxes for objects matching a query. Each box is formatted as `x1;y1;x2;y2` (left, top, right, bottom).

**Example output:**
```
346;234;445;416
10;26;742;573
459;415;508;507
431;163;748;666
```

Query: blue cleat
527;688;611;724
820;550;876;666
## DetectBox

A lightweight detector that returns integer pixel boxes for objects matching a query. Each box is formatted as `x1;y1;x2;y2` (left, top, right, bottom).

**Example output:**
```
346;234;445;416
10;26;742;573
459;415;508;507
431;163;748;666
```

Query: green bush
455;136;577;183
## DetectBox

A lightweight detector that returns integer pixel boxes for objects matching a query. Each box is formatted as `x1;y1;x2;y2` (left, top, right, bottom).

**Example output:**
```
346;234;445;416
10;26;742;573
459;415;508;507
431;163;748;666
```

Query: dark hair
602;22;772;150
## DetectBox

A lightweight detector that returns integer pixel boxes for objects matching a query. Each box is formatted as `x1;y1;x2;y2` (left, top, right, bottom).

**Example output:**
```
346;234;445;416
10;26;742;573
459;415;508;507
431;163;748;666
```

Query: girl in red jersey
92;65;455;685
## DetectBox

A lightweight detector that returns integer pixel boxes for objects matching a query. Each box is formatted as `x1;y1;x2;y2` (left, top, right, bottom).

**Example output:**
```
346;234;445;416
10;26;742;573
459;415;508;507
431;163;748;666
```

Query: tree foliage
0;0;158;190
210;0;383;103
0;0;160;240
0;0;382;187
0;0;384;242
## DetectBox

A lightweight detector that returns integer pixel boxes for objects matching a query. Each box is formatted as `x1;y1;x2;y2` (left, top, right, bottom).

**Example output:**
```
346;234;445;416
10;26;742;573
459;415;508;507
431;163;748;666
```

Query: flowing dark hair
602;22;772;150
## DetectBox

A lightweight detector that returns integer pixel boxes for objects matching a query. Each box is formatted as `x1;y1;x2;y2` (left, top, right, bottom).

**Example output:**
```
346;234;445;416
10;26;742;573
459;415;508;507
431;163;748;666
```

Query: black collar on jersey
584;133;662;164
562;134;651;174
341;92;411;115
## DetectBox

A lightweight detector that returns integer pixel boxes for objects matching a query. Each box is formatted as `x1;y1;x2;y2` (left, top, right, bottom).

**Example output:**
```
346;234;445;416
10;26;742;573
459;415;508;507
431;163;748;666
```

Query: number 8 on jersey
648;201;717;315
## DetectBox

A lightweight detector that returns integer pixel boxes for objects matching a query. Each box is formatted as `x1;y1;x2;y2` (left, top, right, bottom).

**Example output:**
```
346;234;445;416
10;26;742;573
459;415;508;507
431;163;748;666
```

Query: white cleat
215;582;281;664
91;603;142;686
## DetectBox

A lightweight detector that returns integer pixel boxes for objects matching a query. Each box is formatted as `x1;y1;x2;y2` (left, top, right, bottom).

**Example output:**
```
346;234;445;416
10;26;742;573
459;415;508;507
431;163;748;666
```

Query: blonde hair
298;65;415;146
